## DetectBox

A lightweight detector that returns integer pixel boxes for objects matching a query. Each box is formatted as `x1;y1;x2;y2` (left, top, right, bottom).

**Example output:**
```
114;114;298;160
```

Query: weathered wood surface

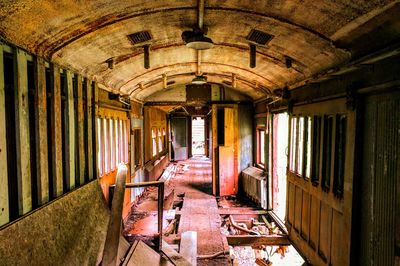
226;235;290;246
15;49;32;214
123;240;173;266
66;70;75;190
34;57;49;204
51;64;63;197
86;79;93;180
102;164;127;266
77;74;85;185
0;44;9;225
162;240;192;266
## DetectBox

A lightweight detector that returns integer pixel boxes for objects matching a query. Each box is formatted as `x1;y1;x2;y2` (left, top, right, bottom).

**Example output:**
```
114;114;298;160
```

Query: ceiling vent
127;31;152;45
246;29;273;45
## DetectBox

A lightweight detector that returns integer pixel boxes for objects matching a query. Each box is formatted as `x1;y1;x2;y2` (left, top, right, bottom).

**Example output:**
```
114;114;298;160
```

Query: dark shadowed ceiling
0;0;399;102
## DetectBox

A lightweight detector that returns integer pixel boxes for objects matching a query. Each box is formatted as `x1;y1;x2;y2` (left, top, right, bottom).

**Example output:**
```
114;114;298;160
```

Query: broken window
257;128;265;166
311;116;321;185
333;115;346;198
158;128;163;154
133;128;142;168
321;116;333;191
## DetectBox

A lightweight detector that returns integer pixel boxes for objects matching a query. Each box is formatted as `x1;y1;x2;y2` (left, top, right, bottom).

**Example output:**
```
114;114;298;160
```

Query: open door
171;117;188;161
212;105;238;196
271;112;289;222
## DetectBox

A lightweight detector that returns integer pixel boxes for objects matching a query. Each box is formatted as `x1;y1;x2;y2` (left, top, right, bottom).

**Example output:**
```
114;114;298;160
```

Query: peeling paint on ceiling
0;0;398;102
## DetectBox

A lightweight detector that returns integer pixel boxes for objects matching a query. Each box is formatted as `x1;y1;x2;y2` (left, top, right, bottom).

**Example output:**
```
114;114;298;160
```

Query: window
321;115;333;191
97;118;103;176
311;116;321;184
152;127;157;156
257;128;265;166
305;117;312;179
133;128;142;168
162;128;166;150
158;128;163;154
333;115;346;197
109;119;115;171
115;119;119;165
289;117;297;172
103;118;109;174
296;117;304;175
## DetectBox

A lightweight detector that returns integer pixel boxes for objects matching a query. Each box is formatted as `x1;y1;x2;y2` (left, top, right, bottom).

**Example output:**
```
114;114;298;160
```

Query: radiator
241;167;267;209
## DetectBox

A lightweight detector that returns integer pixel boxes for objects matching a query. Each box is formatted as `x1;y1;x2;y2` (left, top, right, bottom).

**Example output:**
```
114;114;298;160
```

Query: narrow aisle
167;157;230;265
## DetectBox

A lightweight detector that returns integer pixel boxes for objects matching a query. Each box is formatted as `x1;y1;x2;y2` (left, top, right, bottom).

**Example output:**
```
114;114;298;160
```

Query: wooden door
171;117;188;161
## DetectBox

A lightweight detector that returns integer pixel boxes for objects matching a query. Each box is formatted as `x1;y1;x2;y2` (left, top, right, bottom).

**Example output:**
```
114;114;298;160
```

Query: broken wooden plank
102;164;128;266
123;240;171;266
66;70;75;190
161;240;192;266
51;63;63;197
15;48;32;214
218;209;268;215
0;44;9;225
34;57;49;205
226;235;290;246
180;231;197;266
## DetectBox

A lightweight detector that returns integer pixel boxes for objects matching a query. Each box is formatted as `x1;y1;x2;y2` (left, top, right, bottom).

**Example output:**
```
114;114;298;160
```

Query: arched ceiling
0;0;399;102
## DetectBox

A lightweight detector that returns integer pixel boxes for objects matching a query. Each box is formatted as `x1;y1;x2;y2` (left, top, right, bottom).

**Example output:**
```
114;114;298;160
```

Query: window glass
322;116;334;191
333;115;346;197
103;118;109;174
305;117;312;178
297;117;304;175
110;119;115;170
259;130;265;165
152;128;157;156
289;117;297;172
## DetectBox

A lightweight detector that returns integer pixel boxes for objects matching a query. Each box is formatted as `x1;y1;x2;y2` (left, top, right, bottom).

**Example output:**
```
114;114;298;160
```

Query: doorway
272;112;289;222
191;117;205;156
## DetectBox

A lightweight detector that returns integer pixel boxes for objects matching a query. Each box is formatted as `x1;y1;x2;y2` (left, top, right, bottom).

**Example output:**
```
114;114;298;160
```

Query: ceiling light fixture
182;30;214;50
191;75;207;85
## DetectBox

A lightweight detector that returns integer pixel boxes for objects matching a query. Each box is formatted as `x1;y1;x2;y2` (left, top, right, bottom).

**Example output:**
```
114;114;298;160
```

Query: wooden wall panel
35;58;49;204
76;75;85;185
15;49;32;214
51;64;63;197
287;182;295;225
86;79;93;180
301;191;310;241
66;70;75;190
318;202;332;263
309;195;320;250
0;45;9;225
331;209;344;265
294;186;302;232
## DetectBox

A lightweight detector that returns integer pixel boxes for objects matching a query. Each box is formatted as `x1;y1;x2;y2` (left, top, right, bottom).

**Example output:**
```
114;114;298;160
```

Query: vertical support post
93;82;99;178
66;70;75;190
34;57;49;205
0;44;10;225
158;182;164;250
15;49;32;215
51;64;63;197
77;75;85;185
86;79;93;180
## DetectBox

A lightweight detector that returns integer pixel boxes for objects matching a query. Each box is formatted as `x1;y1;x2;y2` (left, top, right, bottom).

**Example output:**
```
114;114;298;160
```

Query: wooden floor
164;157;230;265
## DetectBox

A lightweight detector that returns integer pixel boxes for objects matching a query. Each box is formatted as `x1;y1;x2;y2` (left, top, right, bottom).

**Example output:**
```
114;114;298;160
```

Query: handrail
109;180;165;251
102;164;128;266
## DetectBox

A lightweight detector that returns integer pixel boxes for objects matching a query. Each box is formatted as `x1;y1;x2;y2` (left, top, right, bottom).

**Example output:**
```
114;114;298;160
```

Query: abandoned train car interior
0;0;399;265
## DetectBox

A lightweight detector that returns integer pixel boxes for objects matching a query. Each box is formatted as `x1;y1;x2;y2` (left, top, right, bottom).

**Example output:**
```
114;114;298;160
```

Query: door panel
171;117;188;161
219;146;235;196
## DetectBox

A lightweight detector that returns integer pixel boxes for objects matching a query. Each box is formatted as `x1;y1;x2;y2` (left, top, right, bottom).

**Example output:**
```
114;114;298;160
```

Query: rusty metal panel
360;92;399;265
51;64;63;197
34;57;49;204
0;45;9;225
15;49;32;214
